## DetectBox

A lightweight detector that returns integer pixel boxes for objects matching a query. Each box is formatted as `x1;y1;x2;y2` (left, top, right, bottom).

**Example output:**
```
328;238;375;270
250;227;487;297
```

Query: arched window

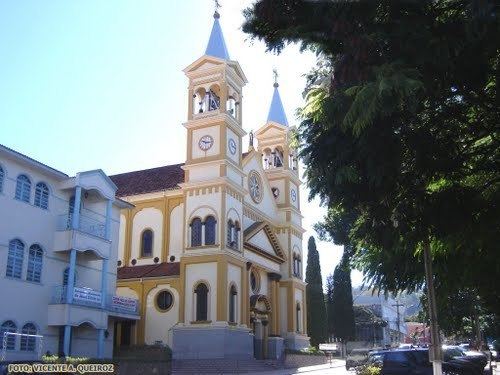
194;283;209;321
141;229;153;257
227;220;234;248
293;253;302;278
190;218;202;247
229;285;237;323
208;87;220;111
204;216;216;246
63;267;77;286
6;239;24;279
0;320;17;350
20;323;37;351
34;182;49;209
234;221;240;249
15;174;31;202
296;303;301;333
227;96;237;117
0;166;4;192
26;244;43;283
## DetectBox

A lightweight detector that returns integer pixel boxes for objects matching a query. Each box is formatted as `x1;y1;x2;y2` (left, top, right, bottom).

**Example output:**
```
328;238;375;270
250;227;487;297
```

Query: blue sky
0;0;362;288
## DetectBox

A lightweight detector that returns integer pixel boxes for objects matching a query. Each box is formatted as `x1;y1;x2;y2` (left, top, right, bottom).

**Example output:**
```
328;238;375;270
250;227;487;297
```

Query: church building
110;10;310;359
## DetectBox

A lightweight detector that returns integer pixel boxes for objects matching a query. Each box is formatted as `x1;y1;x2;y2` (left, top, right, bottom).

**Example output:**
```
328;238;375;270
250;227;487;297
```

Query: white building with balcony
0;144;137;361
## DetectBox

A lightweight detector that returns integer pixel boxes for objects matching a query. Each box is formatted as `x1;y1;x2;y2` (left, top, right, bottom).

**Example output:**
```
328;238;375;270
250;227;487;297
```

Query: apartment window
194;283;209;321
204;216;216;245
0;166;4;192
15;174;31;203
0;320;17;350
34;182;49;209
26;244;43;283
6;239;24;279
141;229;153;257
20;323;37;351
63;267;77;286
190;218;202;247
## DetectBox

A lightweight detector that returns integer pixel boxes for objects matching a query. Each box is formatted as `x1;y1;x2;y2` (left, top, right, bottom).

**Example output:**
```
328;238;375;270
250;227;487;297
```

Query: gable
243;221;286;264
248;230;275;256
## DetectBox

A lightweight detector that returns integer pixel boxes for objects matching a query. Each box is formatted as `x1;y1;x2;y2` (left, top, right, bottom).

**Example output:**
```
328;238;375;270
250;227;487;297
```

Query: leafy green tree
242;0;500;315
305;236;328;346
330;252;356;341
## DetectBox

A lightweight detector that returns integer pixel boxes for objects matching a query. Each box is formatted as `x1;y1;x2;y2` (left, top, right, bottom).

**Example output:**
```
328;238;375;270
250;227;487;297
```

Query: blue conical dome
267;83;288;126
205;12;230;60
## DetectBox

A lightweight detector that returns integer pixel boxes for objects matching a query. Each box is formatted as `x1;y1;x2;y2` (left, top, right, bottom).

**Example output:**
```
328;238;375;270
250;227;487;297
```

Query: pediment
183;56;248;83
244;221;286;263
183;55;226;75
254;122;288;139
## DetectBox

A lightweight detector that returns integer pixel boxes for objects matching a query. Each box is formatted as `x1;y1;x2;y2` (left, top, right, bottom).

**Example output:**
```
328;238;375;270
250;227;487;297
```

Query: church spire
205;2;230;60
266;69;289;126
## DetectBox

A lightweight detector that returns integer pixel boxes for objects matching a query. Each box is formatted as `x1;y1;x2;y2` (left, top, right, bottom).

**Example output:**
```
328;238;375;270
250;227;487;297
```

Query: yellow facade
111;12;310;359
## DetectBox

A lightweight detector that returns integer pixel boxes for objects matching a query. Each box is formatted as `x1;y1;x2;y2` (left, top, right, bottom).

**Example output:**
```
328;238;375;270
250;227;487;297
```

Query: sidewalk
257;359;346;375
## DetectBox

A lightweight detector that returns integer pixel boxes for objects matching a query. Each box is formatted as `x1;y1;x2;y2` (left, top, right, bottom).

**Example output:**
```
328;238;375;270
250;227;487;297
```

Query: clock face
291;189;297;203
248;171;263;203
228;138;237;155
198;135;214;151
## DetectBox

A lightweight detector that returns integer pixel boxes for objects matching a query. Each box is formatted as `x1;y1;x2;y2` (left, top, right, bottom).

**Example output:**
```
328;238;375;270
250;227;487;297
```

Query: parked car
452;346;488;369
443;346;488;373
368;348;483;375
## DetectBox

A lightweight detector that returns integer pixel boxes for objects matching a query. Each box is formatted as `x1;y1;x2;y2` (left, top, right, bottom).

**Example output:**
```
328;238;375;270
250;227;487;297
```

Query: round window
156;290;174;311
250;270;260;294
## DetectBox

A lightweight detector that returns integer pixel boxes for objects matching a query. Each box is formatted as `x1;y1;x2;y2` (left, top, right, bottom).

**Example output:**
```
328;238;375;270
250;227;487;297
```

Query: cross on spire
273;68;279;88
214;0;221;18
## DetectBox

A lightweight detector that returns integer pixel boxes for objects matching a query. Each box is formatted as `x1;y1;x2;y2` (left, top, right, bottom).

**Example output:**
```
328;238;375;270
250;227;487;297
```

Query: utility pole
423;238;443;375
392;301;404;345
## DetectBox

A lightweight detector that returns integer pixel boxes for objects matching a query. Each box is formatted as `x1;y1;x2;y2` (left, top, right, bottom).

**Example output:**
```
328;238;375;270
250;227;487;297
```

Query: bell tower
182;10;247;187
255;73;301;222
174;9;253;360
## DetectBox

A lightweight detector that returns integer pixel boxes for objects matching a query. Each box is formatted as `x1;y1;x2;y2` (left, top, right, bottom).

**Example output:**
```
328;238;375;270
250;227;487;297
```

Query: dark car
368;348;483;375
443;346;488;372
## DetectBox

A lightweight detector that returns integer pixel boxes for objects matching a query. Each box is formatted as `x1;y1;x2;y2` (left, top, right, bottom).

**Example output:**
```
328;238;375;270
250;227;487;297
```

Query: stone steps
172;359;280;374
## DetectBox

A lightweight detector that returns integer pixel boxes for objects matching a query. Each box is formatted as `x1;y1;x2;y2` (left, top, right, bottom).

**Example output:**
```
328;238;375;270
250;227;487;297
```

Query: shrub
355;364;382;375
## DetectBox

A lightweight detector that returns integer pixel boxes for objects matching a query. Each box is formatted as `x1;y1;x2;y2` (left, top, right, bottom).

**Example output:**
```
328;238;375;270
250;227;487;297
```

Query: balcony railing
51;285;139;315
57;214;106;239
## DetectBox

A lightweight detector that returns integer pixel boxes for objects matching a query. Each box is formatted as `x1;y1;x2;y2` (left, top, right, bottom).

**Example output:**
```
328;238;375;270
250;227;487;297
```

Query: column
63;325;72;357
66;249;77;303
71;186;82;230
201;223;206;246
104;199;113;240
97;329;105;359
100;258;108;309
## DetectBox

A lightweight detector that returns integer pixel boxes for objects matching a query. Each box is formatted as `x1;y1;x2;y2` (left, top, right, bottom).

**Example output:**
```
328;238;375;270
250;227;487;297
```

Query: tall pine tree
331;250;355;341
305;237;328;347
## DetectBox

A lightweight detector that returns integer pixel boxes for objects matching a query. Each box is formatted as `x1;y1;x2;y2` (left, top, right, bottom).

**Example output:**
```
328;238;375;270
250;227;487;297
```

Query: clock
198;135;214;151
291;189;297;203
248;171;263;203
228;138;237;155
